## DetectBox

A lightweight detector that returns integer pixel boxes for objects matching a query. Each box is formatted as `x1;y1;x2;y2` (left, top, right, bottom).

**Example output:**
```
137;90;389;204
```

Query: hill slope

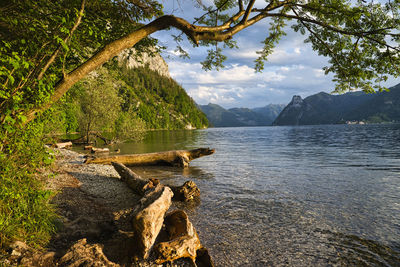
53;55;208;141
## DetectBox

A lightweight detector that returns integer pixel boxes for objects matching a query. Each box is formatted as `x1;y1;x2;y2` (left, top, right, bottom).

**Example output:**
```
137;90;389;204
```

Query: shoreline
4;148;200;266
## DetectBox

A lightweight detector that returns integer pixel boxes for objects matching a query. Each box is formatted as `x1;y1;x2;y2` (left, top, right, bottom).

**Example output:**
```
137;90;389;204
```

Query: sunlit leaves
201;47;227;70
255;16;287;72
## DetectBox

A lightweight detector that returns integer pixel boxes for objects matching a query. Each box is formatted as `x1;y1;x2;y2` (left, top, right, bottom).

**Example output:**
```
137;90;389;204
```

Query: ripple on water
109;125;400;266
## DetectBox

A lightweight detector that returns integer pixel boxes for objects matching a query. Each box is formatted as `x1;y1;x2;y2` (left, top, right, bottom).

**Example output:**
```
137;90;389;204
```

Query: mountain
252;104;287;121
273;84;400;126
199;103;285;127
199;104;246;127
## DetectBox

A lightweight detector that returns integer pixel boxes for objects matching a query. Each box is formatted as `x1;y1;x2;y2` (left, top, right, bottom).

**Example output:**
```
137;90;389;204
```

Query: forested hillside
51;60;208;143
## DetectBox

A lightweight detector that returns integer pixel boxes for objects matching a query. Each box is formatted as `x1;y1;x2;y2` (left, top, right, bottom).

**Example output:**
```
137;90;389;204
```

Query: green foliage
112;63;209;129
0;116;58;250
0;0;162;250
50;62;208;143
77;69;122;141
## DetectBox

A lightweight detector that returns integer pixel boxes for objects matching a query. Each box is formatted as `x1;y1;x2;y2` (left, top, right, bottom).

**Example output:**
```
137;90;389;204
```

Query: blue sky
152;0;398;108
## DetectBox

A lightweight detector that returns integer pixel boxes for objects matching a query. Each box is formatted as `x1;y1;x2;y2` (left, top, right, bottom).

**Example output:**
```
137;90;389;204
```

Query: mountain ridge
199;103;285;127
273;84;400;126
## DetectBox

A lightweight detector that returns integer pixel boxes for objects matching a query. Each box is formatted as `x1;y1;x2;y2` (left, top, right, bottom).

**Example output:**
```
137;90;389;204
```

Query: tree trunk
86;148;215;168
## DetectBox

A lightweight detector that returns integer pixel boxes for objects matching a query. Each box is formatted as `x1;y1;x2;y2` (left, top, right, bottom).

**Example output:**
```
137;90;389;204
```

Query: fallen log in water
85;148;215;168
112;162;200;202
112;162;213;265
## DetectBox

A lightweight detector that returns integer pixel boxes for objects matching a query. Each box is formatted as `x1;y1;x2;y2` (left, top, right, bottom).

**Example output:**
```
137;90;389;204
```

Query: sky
152;0;399;109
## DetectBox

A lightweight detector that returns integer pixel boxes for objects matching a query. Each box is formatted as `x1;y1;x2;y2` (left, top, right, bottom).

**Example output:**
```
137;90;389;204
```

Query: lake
110;124;400;266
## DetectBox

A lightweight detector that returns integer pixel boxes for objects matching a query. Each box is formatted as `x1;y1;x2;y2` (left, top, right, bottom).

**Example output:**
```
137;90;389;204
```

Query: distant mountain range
199;103;285;127
273;83;400;126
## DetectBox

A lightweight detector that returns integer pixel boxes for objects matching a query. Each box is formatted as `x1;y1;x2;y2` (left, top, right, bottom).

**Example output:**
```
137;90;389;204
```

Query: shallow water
109;124;400;266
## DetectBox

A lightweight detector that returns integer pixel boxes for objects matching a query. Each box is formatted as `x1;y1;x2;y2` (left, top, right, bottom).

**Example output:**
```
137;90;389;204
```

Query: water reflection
86;125;400;265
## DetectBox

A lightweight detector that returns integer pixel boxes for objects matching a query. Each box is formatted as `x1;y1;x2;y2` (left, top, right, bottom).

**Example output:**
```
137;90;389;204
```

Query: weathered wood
132;184;173;259
85;148;215;167
170;181;200;202
54;141;73;149
112;162;200;201
154;210;206;265
112;162;158;196
90;147;109;154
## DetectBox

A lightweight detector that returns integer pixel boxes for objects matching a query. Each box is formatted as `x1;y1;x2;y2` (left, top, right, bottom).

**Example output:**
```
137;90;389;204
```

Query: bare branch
238;0;243;11
241;0;256;23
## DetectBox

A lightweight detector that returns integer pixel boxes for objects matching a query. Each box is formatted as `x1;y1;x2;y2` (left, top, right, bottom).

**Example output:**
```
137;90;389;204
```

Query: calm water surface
111;124;400;266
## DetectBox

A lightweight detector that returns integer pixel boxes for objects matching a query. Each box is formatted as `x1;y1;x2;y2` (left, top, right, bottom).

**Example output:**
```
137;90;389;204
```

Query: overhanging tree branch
21;0;400;123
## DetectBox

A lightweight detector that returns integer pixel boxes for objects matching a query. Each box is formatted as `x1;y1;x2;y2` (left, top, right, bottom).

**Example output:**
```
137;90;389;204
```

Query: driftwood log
132;184;173;259
112;162;213;264
85;148;215;167
154;210;214;266
90;147;109;154
112;162;200;202
54;141;73;149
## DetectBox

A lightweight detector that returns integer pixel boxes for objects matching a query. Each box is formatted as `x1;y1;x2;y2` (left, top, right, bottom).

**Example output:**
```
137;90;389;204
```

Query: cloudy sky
152;1;398;108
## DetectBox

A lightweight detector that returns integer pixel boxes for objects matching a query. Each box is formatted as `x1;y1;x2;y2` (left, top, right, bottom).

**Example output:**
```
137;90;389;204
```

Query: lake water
110;124;400;266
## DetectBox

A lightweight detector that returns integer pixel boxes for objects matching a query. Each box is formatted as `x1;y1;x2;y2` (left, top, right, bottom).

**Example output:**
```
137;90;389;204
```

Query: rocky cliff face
117;48;170;78
273;95;312;125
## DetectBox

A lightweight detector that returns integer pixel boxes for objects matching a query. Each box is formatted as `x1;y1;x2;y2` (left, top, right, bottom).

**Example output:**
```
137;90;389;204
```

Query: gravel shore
44;148;192;266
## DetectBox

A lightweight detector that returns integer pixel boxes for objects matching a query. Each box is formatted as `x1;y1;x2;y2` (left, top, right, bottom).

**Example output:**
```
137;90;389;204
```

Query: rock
10;241;29;257
170;181;200;202
117;48;170;78
58;238;118;267
20;251;56;266
153;210;202;264
132;184;173;259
